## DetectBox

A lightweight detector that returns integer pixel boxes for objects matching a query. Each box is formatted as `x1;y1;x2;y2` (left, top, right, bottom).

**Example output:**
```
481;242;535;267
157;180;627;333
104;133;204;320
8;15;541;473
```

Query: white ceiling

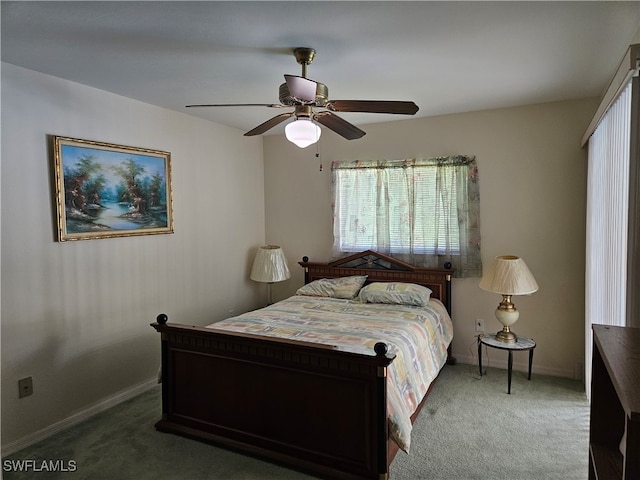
2;1;639;137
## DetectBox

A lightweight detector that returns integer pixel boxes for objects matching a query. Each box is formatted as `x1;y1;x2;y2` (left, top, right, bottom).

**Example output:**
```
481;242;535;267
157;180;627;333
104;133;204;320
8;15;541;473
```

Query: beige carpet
3;363;589;480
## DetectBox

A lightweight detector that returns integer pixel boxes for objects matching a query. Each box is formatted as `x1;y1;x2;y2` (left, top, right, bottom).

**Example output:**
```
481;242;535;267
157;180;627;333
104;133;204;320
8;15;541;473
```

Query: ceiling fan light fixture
285;118;321;148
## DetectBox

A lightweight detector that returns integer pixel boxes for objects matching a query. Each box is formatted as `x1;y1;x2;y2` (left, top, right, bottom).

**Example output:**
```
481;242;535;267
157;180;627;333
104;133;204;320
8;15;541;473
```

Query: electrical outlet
18;377;33;398
475;318;485;332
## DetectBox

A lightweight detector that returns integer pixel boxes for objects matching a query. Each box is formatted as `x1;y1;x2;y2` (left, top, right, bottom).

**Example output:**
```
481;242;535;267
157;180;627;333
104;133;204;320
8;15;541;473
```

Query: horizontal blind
333;163;460;254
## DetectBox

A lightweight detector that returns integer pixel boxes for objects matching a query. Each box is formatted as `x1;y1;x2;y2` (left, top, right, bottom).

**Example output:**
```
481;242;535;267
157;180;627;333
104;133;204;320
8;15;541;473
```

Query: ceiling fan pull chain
316;138;322;171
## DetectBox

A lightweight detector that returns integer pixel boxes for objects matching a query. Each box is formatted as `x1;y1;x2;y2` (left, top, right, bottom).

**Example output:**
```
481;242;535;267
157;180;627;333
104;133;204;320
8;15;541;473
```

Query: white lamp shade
285;118;321;148
250;245;291;283
479;255;538;295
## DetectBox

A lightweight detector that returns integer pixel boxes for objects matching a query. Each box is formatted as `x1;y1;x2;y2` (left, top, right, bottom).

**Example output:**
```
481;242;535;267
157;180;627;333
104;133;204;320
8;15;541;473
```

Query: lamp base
496;328;517;343
494;296;519;343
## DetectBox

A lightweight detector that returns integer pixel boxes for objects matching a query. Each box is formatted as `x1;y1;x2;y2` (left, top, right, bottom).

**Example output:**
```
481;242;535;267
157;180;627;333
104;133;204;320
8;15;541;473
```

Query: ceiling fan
186;47;419;147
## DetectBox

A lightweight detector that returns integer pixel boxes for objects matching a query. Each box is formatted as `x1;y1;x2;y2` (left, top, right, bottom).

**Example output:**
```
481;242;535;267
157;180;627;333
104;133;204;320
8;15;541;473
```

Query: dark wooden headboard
298;250;454;315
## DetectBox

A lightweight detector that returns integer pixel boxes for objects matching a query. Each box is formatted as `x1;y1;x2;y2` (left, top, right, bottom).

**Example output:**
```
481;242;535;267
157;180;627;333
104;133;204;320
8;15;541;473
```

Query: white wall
262;97;598;381
0;60;600;451
1;63;266;450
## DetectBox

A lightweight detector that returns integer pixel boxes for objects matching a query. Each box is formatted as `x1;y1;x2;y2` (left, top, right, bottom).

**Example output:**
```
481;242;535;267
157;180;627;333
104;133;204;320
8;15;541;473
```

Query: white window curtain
585;80;632;391
331;156;481;277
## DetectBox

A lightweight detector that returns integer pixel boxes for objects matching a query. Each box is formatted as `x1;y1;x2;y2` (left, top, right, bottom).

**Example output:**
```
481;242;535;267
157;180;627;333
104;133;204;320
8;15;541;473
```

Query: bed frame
151;250;454;480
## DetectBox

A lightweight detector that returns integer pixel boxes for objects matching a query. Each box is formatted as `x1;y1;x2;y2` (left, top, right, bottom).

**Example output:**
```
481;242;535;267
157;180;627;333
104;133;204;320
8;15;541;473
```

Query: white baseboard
1;354;581;457
2;377;158;456
453;351;576;379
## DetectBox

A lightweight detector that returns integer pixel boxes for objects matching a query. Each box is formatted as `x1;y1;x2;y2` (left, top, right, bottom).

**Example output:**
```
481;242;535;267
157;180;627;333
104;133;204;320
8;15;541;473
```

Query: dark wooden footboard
151;315;396;480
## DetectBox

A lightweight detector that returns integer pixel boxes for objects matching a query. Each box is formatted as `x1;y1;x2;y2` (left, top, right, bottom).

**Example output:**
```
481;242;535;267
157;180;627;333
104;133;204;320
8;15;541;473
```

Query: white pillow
296;275;368;299
357;282;432;306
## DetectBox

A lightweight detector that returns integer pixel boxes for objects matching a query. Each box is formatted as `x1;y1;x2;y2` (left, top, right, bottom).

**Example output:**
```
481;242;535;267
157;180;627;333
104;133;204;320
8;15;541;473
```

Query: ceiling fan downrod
293;47;316;78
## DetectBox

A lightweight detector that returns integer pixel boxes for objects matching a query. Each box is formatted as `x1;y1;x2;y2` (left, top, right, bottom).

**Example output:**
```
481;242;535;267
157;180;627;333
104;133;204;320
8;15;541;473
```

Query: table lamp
479;255;538;343
250;245;291;305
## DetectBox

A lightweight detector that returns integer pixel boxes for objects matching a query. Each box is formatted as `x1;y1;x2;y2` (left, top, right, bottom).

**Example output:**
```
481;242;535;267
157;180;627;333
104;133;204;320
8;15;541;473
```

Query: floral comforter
207;295;453;452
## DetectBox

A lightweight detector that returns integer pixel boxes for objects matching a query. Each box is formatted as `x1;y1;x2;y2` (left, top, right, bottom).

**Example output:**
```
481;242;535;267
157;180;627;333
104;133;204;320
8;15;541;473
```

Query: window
580;43;640;398
331;156;481;277
585;79;634;395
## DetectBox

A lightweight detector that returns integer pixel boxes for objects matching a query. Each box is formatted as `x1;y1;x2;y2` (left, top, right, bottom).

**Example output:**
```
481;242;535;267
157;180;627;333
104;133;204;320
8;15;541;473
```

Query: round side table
478;333;536;394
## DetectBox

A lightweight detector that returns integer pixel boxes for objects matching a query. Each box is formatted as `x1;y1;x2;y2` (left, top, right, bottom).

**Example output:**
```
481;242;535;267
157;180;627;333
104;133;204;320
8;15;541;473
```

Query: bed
151;250;455;480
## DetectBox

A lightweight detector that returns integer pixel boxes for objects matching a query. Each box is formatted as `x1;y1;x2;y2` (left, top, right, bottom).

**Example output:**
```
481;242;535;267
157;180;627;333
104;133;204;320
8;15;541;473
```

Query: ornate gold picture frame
53;136;173;241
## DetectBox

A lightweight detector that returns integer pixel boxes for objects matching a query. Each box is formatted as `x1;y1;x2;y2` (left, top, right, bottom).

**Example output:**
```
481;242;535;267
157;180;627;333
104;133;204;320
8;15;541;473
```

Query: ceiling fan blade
284;75;318;103
244;112;293;136
186;103;284;108
326;100;419;115
315;112;366;140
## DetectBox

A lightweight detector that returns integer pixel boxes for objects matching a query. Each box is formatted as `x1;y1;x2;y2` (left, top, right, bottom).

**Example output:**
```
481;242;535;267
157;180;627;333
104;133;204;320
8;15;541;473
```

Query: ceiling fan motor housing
279;82;328;107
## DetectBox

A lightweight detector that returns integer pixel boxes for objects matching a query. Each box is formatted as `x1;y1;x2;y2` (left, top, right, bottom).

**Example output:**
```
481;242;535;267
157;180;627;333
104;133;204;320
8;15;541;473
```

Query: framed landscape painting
53;136;174;241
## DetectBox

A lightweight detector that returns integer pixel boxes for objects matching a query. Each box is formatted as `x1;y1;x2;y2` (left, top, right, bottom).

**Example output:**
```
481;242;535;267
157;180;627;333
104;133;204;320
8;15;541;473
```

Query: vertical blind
585;80;632;390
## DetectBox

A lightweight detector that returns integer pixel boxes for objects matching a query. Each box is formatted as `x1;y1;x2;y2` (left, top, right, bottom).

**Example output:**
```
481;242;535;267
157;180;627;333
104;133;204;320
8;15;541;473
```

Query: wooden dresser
589;325;640;480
